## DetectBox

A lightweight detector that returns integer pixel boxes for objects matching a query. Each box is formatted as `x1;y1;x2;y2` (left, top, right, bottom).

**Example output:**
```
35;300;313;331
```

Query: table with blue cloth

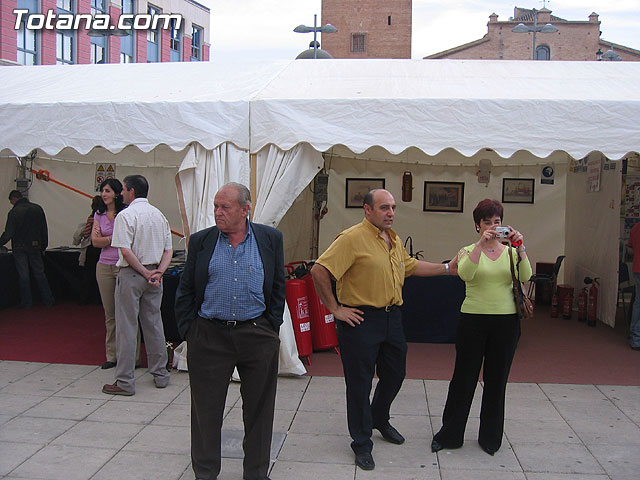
400;275;465;343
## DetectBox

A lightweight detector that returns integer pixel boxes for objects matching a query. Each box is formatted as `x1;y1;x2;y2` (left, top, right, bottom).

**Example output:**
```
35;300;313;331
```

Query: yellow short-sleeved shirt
315;218;418;307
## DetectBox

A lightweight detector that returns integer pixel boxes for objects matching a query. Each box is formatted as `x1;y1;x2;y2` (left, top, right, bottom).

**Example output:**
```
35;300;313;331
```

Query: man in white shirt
102;175;172;396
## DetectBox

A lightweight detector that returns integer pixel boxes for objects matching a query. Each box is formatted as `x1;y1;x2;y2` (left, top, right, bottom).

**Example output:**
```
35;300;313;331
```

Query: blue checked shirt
199;223;266;321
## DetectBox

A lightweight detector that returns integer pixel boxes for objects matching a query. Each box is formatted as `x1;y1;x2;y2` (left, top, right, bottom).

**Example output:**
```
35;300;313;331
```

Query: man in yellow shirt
311;189;456;471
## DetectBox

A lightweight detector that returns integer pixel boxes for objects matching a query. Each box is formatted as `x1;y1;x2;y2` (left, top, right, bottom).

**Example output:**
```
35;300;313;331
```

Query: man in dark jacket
0;190;54;308
175;182;285;480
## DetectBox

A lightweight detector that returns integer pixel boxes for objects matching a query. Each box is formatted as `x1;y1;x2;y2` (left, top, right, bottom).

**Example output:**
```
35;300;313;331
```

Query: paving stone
91;450;190;480
0;441;43;476
0;416;75;444
510;441;605;474
11;444;116;480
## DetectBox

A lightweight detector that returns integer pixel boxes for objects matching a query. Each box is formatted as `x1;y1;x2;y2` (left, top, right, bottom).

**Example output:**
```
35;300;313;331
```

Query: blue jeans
631;273;640;348
13;248;55;308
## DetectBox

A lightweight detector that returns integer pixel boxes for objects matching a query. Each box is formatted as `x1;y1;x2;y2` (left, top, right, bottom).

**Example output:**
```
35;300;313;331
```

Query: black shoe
479;442;498;456
431;437;463;453
631;345;640;351
375;423;405;445
101;361;116;369
431;439;444;453
355;452;375;470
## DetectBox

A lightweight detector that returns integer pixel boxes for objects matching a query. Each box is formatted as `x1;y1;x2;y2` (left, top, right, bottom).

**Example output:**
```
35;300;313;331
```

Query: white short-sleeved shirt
111;198;172;267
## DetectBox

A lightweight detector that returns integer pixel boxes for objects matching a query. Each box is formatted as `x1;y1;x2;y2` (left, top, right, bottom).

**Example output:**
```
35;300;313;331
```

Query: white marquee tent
1;59;639;344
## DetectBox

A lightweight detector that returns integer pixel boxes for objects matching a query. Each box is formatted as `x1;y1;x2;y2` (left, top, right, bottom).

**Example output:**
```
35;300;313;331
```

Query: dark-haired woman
92;179;129;369
431;198;532;456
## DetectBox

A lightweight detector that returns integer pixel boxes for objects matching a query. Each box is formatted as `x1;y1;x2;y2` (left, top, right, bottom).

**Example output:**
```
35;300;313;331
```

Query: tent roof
0;60;289;155
1;59;639;159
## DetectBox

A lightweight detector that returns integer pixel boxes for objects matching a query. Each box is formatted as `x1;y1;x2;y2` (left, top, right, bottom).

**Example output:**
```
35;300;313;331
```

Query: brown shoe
102;383;134;396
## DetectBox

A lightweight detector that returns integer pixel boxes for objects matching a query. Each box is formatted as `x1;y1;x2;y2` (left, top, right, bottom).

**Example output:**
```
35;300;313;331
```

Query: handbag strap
508;245;527;298
508;244;518;286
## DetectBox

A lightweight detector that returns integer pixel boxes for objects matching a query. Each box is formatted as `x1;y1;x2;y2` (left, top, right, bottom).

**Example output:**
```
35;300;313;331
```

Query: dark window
351;33;366;53
191;25;202;60
388;15;391;26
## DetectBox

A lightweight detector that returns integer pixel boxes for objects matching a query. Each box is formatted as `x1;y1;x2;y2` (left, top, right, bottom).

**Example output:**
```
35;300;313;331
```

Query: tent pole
250;153;257;221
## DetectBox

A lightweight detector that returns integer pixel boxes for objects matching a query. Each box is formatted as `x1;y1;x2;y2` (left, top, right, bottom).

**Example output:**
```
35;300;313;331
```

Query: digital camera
495;226;510;238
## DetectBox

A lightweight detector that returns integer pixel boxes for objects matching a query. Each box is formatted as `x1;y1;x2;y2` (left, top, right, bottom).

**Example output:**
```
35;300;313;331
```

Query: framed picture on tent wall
345;178;385;208
502;178;535;204
423;181;465;213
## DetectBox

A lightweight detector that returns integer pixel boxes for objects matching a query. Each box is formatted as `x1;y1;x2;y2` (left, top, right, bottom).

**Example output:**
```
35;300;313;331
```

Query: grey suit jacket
174;222;285;339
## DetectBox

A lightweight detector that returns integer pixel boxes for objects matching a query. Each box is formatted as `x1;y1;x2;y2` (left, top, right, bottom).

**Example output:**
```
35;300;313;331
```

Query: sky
198;0;640;61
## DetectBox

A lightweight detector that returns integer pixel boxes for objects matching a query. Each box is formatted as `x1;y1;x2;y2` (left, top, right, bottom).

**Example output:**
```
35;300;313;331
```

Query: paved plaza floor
0;360;638;480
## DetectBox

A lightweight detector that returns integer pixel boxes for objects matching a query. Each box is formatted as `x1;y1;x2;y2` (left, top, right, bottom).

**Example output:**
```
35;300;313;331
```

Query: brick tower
321;0;412;58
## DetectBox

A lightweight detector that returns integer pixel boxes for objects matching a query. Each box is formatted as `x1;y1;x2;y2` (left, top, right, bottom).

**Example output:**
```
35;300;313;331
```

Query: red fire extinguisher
550;293;559;317
285;263;313;363
586;277;599;327
304;262;339;354
577;285;588;322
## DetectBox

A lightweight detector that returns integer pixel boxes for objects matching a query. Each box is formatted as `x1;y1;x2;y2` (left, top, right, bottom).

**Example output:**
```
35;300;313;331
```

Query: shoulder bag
508;245;534;320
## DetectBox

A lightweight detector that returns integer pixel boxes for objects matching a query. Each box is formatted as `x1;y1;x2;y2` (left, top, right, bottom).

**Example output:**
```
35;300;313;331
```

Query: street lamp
512;9;558;60
293;14;337;59
600;46;622;61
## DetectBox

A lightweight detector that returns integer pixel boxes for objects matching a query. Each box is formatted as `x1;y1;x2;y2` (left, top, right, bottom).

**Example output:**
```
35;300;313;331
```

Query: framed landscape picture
502;178;535;204
345;178;385;208
423;181;464;212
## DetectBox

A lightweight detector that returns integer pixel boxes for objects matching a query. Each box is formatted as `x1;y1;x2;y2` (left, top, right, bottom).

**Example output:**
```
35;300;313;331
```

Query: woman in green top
431;199;532;456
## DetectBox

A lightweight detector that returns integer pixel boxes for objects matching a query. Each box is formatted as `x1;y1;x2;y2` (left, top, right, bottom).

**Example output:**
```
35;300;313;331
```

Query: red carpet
305;306;640;386
1;303;638;385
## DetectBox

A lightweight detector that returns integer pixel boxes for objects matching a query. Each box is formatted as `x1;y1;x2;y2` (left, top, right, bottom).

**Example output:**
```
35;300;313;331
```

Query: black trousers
186;315;280;480
337;307;407;454
434;313;521;451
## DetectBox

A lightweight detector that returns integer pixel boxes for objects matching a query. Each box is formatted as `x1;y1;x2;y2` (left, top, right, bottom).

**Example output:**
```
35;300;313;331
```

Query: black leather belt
198;315;258;328
344;304;399;312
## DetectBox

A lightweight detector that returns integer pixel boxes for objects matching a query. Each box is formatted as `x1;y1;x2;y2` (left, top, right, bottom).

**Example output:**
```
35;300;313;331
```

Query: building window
147;4;161;62
56;0;75;64
351;33;366;53
388;15;391;26
170;17;181;61
90;0;107;63
17;0;39;65
535;45;550;60
191;25;202;61
120;0;135;63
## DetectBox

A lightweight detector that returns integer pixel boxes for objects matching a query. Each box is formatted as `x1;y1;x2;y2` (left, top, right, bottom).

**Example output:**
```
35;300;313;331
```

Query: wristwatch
444;262;450;275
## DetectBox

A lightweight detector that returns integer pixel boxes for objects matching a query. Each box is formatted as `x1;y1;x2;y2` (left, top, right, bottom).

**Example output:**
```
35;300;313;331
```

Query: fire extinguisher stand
284;263;313;364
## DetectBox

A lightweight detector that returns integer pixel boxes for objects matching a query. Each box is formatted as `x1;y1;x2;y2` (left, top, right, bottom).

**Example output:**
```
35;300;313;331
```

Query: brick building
424;7;640;61
0;0;210;66
321;0;411;59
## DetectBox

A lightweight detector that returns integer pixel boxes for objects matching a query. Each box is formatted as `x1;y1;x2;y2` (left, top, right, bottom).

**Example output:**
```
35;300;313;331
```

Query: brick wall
76;0;91;64
136;29;146;62
183;34;192;60
321;0;411;59
108;5;120;64
160;27;170;62
202;43;209;61
426;11;639;62
40;0;57;64
0;0;18;63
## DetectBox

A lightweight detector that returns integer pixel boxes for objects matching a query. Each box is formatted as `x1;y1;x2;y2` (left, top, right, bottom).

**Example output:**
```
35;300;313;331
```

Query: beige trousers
96;262;140;363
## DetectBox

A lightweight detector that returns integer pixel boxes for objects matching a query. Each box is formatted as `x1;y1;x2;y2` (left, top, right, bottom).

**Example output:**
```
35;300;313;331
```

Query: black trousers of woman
433;313;520;452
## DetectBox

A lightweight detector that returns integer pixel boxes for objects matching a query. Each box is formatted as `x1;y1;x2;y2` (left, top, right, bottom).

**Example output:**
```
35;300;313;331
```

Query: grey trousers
114;266;169;393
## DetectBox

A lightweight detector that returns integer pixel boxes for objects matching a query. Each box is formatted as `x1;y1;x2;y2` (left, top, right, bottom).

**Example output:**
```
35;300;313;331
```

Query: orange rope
31;168;185;238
